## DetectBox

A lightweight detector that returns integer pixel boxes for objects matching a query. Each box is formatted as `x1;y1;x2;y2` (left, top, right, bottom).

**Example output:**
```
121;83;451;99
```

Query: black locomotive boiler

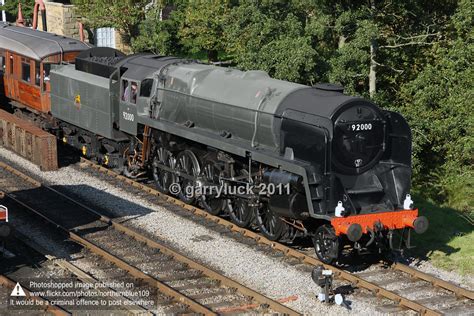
0;24;428;264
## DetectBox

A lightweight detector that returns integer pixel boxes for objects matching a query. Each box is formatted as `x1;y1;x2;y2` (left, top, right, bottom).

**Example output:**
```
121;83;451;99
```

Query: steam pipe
16;2;25;26
79;22;85;42
32;0;47;31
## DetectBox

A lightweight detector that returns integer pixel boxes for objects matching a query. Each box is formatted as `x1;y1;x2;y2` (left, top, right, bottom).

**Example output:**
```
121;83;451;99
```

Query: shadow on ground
405;196;473;273
0;184;156;276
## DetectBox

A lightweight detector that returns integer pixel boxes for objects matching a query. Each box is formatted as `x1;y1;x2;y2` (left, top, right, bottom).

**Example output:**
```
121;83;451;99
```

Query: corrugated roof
0;22;91;60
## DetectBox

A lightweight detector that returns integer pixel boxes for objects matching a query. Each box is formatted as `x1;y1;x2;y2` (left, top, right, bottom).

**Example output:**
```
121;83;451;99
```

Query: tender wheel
227;169;253;227
256;203;288;241
200;159;226;215
312;225;340;264
152;147;174;193
174;150;200;204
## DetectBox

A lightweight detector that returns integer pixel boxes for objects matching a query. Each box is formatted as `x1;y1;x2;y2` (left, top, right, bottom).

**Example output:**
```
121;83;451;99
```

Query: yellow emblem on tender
74;94;81;104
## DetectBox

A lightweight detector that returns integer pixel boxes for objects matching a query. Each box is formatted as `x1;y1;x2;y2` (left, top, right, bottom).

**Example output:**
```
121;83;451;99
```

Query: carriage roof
0;22;91;61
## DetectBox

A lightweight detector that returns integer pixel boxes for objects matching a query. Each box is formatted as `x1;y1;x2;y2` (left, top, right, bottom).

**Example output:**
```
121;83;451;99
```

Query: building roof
0;22;91;61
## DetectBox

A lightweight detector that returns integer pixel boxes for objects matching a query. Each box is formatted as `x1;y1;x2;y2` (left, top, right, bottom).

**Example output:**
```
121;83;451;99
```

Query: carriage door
4;52;15;99
119;79;138;135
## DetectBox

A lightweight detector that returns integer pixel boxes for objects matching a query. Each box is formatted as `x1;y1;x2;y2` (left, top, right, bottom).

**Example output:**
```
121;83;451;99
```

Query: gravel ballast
1;147;472;314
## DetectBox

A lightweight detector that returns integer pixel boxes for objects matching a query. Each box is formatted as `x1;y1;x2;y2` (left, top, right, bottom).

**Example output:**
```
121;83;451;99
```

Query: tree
132;2;185;55
224;1;319;83
324;1;454;98
72;0;149;45
0;0;35;24
399;0;473;211
178;0;230;62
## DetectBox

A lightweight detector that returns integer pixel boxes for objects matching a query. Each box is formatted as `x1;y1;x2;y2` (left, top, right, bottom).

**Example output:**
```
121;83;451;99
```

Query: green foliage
72;0;149;43
400;0;474;211
224;1;318;83
132;4;184;55
178;0;230;61
328;17;376;95
0;0;35;24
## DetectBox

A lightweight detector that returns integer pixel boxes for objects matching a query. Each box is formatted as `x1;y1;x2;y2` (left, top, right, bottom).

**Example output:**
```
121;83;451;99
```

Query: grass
409;195;474;275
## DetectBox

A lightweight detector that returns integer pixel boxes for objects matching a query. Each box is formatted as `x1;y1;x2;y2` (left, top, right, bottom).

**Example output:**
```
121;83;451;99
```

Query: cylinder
262;169;303;189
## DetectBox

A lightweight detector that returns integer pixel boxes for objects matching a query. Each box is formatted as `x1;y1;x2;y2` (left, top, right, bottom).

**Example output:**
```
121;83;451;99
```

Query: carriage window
0;49;4;72
0;51;4;73
9;55;13;74
140;79;153;97
21;62;31;82
43;63;51;90
35;62;40;86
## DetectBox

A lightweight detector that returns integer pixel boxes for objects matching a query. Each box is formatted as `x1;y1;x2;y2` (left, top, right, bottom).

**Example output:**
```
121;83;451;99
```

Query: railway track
0;232;142;315
0;236;71;316
0;161;298;315
75;158;474;315
0;274;69;316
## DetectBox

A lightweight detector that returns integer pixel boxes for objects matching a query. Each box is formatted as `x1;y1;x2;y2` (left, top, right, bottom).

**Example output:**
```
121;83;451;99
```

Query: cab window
140;79;153;98
122;80;138;104
122;80;129;102
130;81;138;104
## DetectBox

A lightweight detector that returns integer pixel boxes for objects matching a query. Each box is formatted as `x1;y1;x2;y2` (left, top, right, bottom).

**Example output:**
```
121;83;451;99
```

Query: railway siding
0;160;299;315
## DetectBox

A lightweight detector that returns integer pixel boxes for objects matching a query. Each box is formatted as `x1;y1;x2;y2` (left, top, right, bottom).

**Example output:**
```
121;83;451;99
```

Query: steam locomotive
0;23;428;263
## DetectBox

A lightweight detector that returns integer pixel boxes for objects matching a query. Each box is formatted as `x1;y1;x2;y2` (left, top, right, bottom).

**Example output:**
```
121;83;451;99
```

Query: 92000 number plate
347;123;373;132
